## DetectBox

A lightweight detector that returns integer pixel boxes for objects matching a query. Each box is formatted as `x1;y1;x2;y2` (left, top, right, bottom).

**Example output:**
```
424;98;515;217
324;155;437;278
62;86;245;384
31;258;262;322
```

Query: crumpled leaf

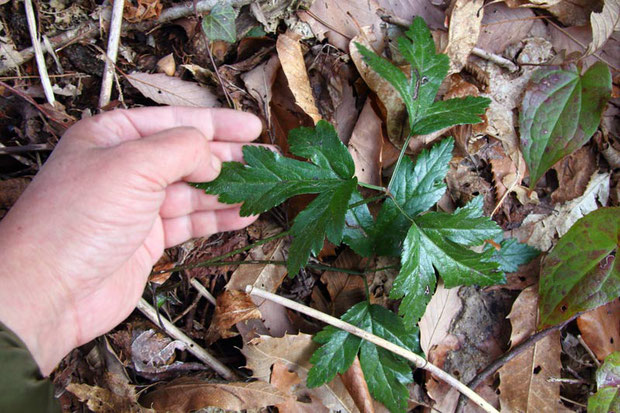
443;0;484;73
588;352;620;413
538;207;620;328
355;17;490;141
140;380;290;412
519;62;612;187
498;286;563;413
586;0;620;55
197;121;357;276
201;2;237;43
307;302;420;413
127;72;220;107
374;138;454;256
391;196;504;326
204;290;261;344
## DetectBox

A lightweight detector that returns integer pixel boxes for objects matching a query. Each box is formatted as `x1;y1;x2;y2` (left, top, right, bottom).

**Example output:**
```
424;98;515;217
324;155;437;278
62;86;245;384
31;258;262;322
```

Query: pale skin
0;106;263;375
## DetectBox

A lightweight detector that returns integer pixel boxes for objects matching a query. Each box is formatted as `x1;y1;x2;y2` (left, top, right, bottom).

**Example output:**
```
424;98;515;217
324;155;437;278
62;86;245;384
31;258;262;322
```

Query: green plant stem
387;192;415;223
349;193;388;209
387;132;413;194
358;181;388;192
151;230;291;275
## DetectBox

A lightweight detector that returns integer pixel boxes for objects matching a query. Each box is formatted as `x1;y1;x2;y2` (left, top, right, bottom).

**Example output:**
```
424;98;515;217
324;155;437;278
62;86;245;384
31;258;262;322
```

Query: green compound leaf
390;197;505;327
520;62;612;188
355;17;489;137
588;352;620;413
201;3;237;43
342;190;376;257
307;302;419;413
197;120;357;276
374;138;453;256
539;207;619;328
490;238;540;273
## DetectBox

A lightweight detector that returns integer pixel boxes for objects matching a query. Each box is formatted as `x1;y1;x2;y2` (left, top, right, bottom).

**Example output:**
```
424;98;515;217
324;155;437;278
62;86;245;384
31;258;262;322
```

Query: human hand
0;106;262;375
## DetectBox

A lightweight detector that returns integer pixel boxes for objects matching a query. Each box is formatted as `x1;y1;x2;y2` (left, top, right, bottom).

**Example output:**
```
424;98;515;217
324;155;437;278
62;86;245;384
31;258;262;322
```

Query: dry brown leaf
587;0;620;55
577;299;620;361
126;72;220;107
444;0;485;74
140;379;290;412
419;283;463;356
276;31;321;124
124;0;163;23
241;54;281;125
204;290;262;344
340;357;375;413
375;0;445;30
348;100;384;187
242;333;357;412
155;53;175;76
549;24;619;70
320;250;367;317
477;2;536;54
498;286;563;413
67;382;149;413
0;177;29;212
551;145;598;204
350;30;408;148
546;0;601;26
272;362;329;413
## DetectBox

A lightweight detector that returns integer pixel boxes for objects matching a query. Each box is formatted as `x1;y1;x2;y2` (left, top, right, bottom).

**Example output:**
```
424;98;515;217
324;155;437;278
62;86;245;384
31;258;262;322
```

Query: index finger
66;106;263;147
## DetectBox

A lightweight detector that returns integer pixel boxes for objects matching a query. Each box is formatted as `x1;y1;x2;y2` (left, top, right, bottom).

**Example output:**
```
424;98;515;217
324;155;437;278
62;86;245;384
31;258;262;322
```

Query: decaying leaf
419;283;463;356
126;72;220;107
276;31;321;124
124;0;162;23
67;382;150;413
242;54;281;126
339;357;375;413
347;100;384;187
586;0;620;55
204;290;262;344
577;299;620;361
242;333;357;412
498;286;563;412
538;207;619;328
444;0;485;73
477;3;537;54
271;362;329;412
140;379;290;412
320;249;367;317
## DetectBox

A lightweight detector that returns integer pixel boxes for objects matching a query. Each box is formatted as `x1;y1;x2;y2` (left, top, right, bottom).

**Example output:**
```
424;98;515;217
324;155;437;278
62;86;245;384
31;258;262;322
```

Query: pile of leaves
0;0;618;412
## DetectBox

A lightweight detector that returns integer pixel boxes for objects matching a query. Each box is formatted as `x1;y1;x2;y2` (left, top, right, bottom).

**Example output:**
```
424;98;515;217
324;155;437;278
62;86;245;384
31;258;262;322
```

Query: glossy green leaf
201;3;237;43
374;138;454;256
490;238;540;273
588;352;620;413
355;17;489;136
539;207;619;328
342;190;376;257
308;302;418;413
198;121;357;275
391;197;504;326
519;62;612;187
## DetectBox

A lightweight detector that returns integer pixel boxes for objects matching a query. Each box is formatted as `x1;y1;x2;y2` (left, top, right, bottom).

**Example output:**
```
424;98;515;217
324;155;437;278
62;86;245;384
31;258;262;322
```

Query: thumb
112;126;221;191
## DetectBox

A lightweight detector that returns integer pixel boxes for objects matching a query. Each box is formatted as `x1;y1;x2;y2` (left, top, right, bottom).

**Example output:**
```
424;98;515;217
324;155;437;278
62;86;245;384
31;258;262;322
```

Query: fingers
67;107;263;147
160;183;234;218
115;126;221;190
162;207;257;248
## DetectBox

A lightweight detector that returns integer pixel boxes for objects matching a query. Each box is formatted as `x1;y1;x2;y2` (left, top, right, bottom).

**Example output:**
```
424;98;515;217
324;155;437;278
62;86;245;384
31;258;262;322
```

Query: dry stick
98;0;125;109
0;0;253;75
24;0;55;106
454;313;580;413
136;298;236;380
190;278;217;306
246;286;500;413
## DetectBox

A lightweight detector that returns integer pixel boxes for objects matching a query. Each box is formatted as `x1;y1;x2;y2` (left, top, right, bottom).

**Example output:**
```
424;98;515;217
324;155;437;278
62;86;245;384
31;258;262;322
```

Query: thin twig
455;313;580;412
24;0;55;105
577;334;601;367
98;0;125;109
136;298;237;380
246;286;499;413
0;144;52;154
190;278;217;306
471;47;518;73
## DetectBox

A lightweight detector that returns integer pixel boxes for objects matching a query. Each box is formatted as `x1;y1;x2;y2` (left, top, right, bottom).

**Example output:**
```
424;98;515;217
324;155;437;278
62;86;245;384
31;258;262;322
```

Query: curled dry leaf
126;72;220;107
498;286;563;413
340;357;375;413
577;299;620;361
67;382;150;413
444;0;485;74
204;290;262;344
155;53;175;76
140;379;290;412
242;333;357;412
586;0;620;55
123;0;163;23
241;54;281;126
276;31;322;124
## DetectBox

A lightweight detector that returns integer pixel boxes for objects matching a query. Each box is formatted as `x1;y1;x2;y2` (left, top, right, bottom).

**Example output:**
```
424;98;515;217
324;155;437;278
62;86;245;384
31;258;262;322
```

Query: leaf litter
2;0;619;412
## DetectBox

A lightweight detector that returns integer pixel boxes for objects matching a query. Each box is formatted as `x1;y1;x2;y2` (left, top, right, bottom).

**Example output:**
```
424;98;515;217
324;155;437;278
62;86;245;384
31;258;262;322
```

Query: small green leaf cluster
587;352;620;413
198;17;538;412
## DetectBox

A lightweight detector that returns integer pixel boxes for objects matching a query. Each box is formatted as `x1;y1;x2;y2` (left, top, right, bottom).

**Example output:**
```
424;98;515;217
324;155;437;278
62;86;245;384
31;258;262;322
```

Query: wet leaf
201;3;237;43
307;302;419;413
490;238;540;273
539;207;620;328
519;63;612;187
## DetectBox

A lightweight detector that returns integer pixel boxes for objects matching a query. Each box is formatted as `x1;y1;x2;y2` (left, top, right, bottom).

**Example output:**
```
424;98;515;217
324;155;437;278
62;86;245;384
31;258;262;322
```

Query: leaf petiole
358;181;388;192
